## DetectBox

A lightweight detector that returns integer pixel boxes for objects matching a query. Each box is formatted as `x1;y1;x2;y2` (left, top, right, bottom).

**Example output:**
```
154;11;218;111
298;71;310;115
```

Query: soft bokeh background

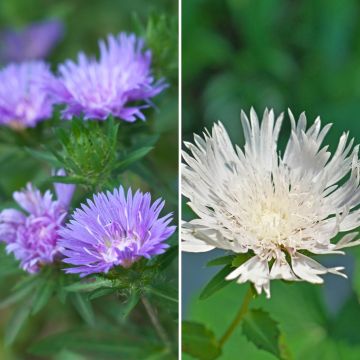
0;0;178;359
183;0;360;359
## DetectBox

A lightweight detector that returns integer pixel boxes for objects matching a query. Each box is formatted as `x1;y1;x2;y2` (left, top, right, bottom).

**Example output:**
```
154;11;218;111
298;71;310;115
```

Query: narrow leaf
25;147;62;167
147;286;178;303
199;265;233;300
5;303;31;345
50;175;87;185
65;278;113;292
206;255;235;267
0;277;38;310
115;146;153;171
31;280;56;315
71;293;95;327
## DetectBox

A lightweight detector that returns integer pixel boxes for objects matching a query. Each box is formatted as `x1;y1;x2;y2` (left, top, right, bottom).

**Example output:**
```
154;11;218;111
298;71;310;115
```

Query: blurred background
183;0;360;359
0;0;178;359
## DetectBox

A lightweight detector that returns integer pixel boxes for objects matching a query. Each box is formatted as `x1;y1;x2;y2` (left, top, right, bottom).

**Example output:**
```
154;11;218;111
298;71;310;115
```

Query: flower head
47;33;167;122
182;108;360;298
0;20;64;63
59;186;176;277
0;174;75;273
0;61;55;128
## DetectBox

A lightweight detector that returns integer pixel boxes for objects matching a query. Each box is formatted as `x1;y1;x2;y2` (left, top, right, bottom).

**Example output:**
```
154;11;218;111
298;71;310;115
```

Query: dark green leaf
115;146;154;171
232;253;253;268
147;286;178;303
50;175;87;185
24;147;62;167
206;255;235;267
199;265;233;300
242;308;288;359
31;279;56;315
71;293;95;327
65;278;113;292
120;292;140;320
88;287;117;300
182;321;221;360
5;303;31;346
156;245;178;270
0;277;38;310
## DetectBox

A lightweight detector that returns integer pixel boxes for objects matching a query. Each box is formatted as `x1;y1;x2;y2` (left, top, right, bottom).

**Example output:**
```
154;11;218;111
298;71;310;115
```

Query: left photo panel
0;1;179;359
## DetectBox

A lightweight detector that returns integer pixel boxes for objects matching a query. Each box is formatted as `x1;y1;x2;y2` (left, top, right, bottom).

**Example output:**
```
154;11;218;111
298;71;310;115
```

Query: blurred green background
0;0;178;359
183;0;360;359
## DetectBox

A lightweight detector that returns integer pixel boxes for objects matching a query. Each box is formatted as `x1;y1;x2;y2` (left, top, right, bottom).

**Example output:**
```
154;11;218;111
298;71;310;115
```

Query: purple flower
59;186;176;277
0;177;75;273
0;20;64;63
0;61;56;128
47;33;167;122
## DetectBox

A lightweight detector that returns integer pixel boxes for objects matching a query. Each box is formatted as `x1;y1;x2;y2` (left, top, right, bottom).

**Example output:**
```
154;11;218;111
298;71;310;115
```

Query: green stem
219;286;253;347
141;296;172;350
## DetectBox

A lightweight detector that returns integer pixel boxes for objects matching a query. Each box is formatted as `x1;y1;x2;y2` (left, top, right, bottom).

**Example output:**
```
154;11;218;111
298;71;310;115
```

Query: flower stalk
141;295;172;350
219;286;253;347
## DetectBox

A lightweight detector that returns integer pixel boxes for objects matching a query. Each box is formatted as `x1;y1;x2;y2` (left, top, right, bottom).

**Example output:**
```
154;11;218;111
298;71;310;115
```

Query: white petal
291;253;325;284
335;232;360;250
270;258;298;281
226;256;271;298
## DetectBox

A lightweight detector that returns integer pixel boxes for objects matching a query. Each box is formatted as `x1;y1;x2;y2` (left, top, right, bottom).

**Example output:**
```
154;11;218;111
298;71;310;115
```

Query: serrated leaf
206;255;235;267
182;321;221;360
242;309;288;359
65;278;113;292
115;146;153;172
71;293;95;327
199;265;233;300
31;279;56;315
5;303;31;346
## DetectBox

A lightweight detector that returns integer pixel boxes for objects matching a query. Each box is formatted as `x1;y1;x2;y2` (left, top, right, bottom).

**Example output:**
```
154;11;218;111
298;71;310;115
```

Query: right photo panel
182;1;360;359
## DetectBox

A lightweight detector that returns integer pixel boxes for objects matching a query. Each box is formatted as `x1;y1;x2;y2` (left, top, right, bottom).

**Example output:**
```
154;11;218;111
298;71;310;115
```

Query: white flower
182;108;360;298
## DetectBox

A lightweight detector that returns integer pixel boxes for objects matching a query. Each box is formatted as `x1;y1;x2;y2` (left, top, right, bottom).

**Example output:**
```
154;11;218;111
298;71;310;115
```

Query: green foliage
49;117;119;188
242;309;290;360
199;265;233;300
182;321;221;360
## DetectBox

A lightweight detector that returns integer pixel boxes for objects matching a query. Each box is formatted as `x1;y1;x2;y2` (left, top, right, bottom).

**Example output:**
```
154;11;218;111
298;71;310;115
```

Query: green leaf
24;147;62;167
5;303;31;346
199;265;233;300
31;279;56;315
242;309;289;359
115;146;154;172
65;278;113;292
120;292;140;320
182;321;221;360
231;253;253;268
156;245;178;270
0;276;38;310
206;255;235;267
71;293;95;327
147;286;178;303
88;287;117;300
50;175;87;185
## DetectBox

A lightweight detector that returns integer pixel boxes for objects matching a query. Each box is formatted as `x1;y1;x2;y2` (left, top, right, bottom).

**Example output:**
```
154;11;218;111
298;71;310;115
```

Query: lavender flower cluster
0;23;175;277
0;23;166;126
0;180;175;276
